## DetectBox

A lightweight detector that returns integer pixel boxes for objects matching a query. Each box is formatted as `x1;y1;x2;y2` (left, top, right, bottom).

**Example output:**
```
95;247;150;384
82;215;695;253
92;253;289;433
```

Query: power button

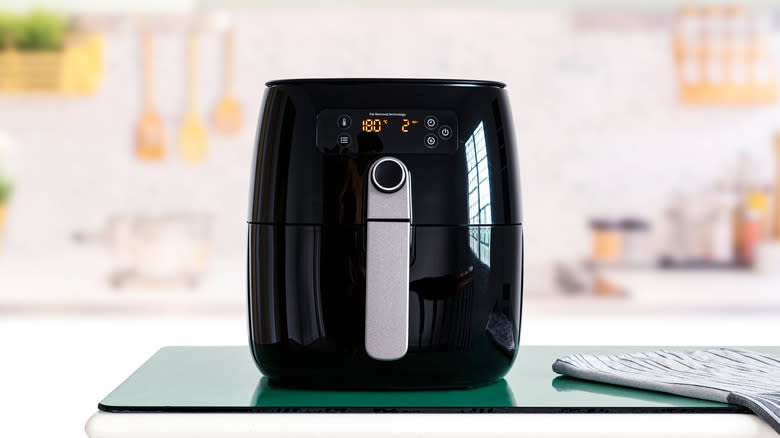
438;125;452;140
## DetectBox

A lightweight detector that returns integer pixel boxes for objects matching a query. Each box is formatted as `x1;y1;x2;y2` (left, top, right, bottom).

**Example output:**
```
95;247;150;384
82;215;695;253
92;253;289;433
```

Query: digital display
317;109;458;155
361;117;420;133
362;118;382;132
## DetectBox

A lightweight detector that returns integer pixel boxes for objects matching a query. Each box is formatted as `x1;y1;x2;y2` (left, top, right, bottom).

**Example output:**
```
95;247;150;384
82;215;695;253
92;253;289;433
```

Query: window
465;121;491;266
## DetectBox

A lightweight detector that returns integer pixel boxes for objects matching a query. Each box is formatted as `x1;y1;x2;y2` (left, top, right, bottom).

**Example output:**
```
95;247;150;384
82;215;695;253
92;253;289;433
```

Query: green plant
0;174;12;204
16;9;66;51
0;11;20;49
0;9;66;51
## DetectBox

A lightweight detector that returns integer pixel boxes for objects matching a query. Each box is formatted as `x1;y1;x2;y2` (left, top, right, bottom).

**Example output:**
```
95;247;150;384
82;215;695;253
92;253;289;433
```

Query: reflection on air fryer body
248;79;523;389
251;376;517;409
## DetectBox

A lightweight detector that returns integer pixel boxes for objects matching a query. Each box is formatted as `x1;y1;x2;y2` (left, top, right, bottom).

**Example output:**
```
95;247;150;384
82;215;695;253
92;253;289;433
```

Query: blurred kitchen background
3;1;780;436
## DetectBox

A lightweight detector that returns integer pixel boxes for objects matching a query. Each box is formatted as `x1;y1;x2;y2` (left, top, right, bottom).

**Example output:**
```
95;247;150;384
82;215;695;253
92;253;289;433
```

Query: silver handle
365;157;411;361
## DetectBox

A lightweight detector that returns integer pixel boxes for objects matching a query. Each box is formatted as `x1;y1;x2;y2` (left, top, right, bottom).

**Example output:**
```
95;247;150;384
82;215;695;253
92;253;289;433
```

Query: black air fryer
248;79;523;389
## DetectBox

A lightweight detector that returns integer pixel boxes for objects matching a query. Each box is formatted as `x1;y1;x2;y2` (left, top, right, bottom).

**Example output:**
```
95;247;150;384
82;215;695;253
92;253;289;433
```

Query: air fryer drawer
248;223;523;389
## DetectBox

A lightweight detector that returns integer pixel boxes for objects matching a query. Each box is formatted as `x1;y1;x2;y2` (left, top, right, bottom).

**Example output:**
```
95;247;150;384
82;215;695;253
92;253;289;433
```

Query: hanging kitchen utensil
178;33;208;163
136;33;165;161
213;28;242;135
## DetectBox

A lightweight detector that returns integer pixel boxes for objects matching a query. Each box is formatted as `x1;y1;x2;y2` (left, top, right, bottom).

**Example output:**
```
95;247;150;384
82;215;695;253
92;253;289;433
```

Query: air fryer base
248;223;523;389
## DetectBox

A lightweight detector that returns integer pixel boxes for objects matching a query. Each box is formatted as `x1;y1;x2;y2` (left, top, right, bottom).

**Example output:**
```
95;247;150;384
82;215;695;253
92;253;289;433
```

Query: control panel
316;109;458;155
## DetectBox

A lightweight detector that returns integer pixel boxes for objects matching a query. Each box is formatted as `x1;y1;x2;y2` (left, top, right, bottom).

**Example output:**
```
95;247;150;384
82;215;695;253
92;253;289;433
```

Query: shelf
0;33;103;95
530;268;780;316
0;255;244;315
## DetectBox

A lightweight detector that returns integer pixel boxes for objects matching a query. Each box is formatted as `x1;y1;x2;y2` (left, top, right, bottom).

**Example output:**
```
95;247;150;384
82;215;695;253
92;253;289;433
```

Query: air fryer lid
249;78;522;226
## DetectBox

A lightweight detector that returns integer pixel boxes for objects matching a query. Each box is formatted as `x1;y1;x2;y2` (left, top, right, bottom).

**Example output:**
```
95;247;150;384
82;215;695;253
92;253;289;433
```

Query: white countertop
85;412;775;438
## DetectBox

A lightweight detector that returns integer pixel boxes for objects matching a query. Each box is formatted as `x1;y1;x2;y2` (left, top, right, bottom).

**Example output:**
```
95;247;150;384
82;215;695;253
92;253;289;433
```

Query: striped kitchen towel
553;348;780;434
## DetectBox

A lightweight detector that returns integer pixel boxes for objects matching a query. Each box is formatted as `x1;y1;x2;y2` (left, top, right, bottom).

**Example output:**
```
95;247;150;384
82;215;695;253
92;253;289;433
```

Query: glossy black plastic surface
248;78;523;388
249;79;522;226
248;224;523;388
266;78;506;88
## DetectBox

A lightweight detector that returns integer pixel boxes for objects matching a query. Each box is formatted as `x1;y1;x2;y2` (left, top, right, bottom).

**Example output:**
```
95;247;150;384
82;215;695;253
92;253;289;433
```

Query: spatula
178;33;208;163
136;33;166;161
213;28;242;135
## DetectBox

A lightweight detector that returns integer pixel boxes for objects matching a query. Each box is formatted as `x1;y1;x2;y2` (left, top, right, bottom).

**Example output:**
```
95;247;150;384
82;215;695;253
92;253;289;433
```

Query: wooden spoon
136;33;165;161
178;34;208;163
213;28;242;135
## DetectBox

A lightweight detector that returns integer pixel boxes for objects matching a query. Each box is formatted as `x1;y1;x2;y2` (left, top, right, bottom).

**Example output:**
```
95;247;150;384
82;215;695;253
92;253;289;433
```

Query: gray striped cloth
552;348;780;434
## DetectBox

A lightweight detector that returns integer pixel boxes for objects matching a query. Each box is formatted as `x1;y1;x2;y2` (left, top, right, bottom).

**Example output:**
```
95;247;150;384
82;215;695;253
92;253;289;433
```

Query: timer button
337;115;352;129
438;125;453;140
337;133;352;148
424;115;438;130
424;133;439;149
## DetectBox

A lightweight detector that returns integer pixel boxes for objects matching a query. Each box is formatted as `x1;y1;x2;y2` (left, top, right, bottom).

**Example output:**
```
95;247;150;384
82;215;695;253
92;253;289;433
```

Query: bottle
709;182;736;264
774;134;780;241
746;187;770;238
739;208;762;265
619;218;651;267
665;193;689;265
591;219;621;265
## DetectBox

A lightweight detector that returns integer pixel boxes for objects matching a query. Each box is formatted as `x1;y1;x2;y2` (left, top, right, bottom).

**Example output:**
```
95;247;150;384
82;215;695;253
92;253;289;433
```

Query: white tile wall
1;8;780;293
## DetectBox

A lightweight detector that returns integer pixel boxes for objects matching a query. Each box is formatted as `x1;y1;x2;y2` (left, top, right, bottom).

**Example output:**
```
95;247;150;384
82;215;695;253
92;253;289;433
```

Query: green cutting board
99;346;779;413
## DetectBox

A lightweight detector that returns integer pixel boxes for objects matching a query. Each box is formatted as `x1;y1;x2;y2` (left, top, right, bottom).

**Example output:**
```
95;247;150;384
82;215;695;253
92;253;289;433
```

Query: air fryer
248;78;523;389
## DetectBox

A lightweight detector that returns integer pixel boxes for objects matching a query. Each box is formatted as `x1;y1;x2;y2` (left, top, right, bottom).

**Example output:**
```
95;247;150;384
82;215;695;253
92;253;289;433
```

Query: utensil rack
673;6;777;104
